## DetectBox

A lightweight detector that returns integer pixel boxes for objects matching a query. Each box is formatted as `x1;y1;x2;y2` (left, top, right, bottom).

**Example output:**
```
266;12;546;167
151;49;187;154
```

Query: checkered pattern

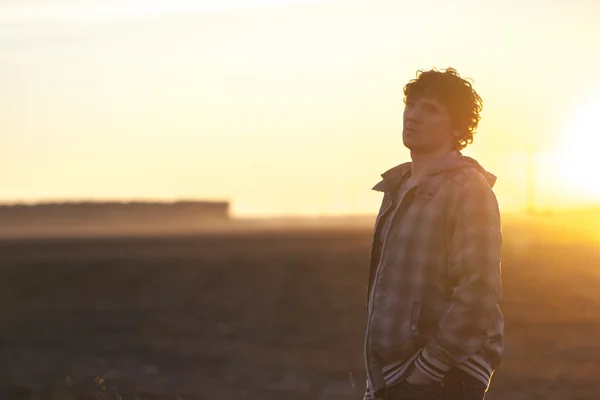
364;152;504;394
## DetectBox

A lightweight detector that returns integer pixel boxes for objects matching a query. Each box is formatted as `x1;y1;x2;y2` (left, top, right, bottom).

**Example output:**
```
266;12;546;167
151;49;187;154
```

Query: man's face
402;96;455;154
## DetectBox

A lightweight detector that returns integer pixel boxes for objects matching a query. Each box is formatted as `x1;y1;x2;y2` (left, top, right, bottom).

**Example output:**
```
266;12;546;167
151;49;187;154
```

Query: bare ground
1;217;599;399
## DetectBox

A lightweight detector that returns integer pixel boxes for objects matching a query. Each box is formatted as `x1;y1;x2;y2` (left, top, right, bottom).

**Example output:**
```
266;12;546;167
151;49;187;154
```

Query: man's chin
403;142;436;154
402;140;422;151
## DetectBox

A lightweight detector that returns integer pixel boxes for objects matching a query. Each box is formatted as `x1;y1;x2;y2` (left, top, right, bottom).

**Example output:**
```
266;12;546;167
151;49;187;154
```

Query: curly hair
403;67;483;151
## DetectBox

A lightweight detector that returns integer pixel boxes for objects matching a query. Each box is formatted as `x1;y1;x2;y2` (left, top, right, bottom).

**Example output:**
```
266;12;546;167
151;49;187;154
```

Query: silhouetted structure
0;200;230;228
526;148;536;214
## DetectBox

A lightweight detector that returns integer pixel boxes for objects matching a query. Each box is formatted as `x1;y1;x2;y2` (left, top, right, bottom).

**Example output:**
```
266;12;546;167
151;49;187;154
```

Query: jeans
373;368;487;400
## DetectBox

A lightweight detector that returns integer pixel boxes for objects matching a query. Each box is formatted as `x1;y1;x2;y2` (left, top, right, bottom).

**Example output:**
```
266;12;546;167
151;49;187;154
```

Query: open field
1;214;600;399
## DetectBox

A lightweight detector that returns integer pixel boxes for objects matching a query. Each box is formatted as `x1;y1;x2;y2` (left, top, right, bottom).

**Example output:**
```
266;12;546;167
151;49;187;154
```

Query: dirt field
1;215;600;399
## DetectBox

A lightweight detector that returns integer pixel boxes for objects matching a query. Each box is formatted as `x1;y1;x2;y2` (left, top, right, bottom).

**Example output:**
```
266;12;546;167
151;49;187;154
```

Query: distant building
0;200;230;228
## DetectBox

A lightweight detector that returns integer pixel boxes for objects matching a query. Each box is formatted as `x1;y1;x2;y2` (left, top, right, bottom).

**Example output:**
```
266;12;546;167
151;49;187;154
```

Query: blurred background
1;0;600;399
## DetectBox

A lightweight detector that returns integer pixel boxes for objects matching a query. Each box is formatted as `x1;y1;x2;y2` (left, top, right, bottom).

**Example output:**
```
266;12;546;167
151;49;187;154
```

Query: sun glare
558;96;600;199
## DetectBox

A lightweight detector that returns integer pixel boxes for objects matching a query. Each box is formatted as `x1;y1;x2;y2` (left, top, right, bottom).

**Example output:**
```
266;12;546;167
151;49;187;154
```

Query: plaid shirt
364;152;504;397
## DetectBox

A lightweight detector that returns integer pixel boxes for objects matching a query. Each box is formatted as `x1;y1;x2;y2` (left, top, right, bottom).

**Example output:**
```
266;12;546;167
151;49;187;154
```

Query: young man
364;68;503;400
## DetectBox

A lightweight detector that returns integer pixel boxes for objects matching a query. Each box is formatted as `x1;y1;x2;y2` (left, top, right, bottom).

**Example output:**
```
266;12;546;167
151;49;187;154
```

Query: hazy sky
2;0;600;216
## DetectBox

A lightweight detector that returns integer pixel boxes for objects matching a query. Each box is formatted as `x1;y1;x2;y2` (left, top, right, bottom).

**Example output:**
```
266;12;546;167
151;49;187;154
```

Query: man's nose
405;107;421;123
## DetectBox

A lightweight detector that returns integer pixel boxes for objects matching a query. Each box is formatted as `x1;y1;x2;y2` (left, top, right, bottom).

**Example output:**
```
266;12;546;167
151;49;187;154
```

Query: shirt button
410;325;417;331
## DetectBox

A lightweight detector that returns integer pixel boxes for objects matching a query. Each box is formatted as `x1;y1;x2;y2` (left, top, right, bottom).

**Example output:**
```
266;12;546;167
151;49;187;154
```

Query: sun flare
558;96;600;199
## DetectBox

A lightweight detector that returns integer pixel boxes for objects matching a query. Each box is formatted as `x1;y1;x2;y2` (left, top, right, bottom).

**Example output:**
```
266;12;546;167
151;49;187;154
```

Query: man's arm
413;175;503;382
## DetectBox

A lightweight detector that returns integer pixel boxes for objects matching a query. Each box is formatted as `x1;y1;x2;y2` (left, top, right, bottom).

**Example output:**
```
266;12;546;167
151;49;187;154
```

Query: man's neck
409;148;456;183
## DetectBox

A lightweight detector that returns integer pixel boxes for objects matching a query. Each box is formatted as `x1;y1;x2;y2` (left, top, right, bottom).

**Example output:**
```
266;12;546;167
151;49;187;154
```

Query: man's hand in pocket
405;368;438;385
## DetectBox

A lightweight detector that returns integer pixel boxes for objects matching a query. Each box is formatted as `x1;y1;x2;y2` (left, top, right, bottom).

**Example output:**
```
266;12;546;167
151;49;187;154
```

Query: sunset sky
2;0;600;217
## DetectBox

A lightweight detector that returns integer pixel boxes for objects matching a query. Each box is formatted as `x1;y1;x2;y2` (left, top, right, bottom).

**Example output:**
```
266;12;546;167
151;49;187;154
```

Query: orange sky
2;0;600;216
